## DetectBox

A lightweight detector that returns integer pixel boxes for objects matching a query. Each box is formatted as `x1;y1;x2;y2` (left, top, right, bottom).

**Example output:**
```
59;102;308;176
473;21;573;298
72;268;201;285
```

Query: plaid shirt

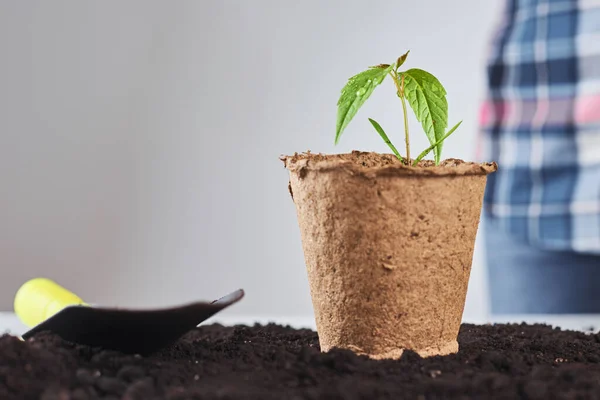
478;0;600;254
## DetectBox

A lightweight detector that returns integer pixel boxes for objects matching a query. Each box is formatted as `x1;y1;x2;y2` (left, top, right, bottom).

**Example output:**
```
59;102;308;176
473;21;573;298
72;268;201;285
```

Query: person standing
479;0;600;314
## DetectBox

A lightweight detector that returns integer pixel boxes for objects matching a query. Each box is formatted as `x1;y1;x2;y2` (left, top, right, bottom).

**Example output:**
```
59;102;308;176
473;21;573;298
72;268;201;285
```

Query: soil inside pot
281;150;497;176
2;323;600;399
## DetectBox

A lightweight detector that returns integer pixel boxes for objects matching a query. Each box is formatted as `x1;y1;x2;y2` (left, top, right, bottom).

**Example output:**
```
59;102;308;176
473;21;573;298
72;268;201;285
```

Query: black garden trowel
14;278;244;355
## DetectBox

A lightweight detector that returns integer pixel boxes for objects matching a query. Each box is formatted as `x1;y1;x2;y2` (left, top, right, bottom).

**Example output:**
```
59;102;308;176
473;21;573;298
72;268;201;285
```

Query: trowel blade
21;289;244;355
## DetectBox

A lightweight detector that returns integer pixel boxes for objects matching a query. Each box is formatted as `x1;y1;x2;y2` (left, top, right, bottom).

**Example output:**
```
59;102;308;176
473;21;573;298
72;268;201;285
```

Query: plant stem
400;75;411;164
391;72;410;164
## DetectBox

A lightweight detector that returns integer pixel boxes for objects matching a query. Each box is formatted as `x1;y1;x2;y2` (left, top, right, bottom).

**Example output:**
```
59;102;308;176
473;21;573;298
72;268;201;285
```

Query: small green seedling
335;51;462;166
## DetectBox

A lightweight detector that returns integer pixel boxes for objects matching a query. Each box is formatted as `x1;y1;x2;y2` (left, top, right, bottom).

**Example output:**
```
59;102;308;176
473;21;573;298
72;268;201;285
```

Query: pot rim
281;152;498;177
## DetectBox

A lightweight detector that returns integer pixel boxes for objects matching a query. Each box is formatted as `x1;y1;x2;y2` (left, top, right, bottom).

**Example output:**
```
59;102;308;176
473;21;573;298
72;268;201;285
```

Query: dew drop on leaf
356;88;367;96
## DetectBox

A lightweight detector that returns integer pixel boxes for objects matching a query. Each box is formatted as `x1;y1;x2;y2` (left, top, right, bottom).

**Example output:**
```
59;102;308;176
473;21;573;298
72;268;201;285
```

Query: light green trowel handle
14;278;88;328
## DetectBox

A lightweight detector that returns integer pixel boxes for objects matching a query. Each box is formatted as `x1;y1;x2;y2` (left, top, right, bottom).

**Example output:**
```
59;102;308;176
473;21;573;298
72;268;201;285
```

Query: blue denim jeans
485;217;600;314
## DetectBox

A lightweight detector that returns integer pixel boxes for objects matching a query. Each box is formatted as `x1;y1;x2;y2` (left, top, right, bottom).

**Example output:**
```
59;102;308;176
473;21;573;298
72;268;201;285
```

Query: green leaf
368;118;404;162
412;120;462;166
400;68;448;164
335;64;394;144
396;50;410;71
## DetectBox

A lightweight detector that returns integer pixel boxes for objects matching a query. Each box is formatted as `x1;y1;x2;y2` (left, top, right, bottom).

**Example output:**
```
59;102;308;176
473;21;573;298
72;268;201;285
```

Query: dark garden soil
2;323;600;400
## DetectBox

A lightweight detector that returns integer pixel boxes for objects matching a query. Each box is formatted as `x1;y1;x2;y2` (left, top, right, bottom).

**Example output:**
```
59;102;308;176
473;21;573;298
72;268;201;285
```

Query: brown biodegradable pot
282;151;497;359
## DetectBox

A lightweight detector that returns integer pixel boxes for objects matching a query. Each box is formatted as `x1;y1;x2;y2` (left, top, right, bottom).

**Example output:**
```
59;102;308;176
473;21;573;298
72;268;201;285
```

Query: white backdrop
0;0;503;323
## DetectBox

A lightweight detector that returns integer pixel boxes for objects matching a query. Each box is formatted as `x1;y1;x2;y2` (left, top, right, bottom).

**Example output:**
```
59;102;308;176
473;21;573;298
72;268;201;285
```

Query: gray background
0;0;503;322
